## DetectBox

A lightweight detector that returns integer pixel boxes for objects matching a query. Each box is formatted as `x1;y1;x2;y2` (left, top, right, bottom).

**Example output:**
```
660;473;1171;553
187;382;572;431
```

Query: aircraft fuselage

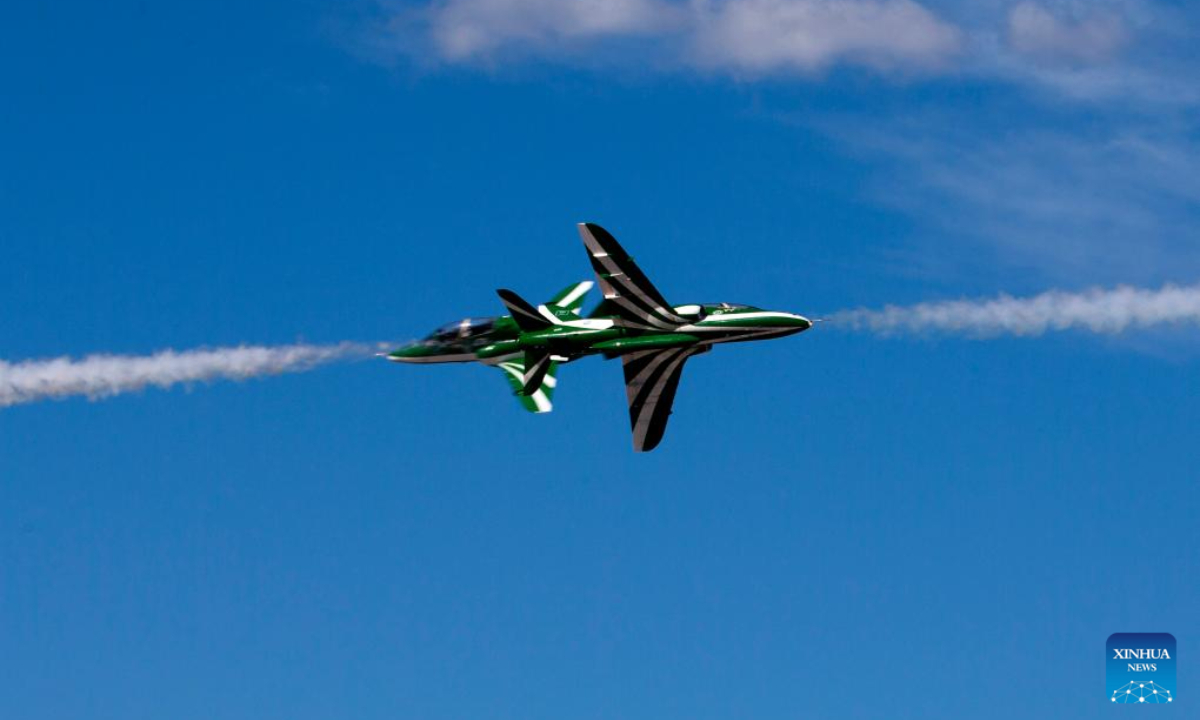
389;304;811;365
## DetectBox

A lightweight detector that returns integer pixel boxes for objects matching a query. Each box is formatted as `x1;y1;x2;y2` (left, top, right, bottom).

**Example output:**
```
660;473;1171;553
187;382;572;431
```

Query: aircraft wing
578;223;689;330
497;357;558;413
621;346;704;451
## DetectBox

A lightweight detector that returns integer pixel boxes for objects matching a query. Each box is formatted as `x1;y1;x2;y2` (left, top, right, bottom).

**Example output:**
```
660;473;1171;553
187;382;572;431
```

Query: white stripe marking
555;281;593;308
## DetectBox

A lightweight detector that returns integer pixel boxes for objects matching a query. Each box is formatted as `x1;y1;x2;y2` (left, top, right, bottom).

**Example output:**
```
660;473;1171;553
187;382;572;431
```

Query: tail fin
546;280;593;316
496;289;553;331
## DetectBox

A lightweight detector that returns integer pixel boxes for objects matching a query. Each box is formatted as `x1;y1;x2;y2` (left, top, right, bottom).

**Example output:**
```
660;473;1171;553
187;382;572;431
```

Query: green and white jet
386;223;813;451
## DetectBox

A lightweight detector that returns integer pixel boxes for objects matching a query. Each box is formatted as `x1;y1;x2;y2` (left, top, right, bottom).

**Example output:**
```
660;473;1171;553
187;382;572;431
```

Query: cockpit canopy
673;302;760;318
427;317;496;343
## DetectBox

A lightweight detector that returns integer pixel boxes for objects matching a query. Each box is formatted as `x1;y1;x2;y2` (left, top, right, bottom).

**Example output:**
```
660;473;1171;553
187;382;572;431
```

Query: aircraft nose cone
386;342;427;362
790;314;813;330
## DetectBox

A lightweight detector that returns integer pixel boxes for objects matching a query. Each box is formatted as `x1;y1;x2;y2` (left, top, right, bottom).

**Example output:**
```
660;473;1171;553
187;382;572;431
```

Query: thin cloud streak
376;0;965;75
0;342;379;409
831;283;1200;336
687;0;962;74
1006;1;1128;66
814;108;1200;283
361;1;1200;110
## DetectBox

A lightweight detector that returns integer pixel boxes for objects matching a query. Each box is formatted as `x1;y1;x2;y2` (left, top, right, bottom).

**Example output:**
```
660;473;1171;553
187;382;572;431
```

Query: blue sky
2;1;1198;718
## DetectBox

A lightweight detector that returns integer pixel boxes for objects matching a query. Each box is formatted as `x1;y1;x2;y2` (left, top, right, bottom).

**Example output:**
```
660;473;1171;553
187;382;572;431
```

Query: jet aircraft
386;223;812;451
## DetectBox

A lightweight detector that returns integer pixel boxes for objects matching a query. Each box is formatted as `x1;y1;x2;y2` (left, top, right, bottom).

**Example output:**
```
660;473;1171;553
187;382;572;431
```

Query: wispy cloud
687;0;963;74
0;342;379;409
832;283;1200;336
825;114;1200;283
360;1;1200;281
374;0;965;75
958;1;1197;106
1006;1;1128;66
366;1;1191;88
363;0;1200;104
419;0;683;62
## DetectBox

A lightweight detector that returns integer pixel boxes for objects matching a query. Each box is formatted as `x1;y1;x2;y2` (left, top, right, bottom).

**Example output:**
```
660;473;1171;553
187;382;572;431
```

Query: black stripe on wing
621;347;701;452
579;223;688;329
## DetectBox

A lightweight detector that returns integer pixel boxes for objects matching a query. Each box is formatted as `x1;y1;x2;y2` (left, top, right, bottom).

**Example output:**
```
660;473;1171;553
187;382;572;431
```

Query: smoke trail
831;283;1200;337
0;342;380;409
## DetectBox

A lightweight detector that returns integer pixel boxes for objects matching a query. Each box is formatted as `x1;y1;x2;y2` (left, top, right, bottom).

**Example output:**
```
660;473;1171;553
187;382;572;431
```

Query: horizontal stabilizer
522;349;552;395
497;357;558;413
497;288;553;331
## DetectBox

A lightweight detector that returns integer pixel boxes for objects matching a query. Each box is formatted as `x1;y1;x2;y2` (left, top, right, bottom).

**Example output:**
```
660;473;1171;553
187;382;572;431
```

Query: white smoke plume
7;283;1198;409
831;283;1200;337
0;342;380;409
